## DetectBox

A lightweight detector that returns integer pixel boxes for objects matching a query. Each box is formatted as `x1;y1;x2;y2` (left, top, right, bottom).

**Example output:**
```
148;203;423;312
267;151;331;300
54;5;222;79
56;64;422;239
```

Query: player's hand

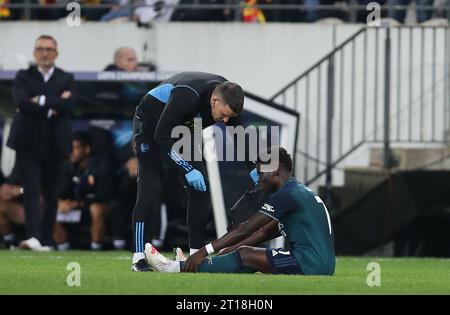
126;157;138;178
58;200;73;213
249;167;259;183
30;96;39;104
0;185;11;201
182;248;207;273
185;169;207;192
61;91;71;99
48;109;58;117
5;184;21;199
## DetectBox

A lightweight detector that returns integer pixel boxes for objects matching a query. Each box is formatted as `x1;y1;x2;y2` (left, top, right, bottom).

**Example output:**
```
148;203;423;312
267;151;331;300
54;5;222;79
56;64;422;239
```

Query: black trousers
131;95;211;252
15;148;64;246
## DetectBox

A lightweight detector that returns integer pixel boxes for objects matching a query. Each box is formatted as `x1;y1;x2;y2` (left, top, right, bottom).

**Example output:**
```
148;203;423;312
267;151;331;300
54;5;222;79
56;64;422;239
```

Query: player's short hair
35;34;57;48
72;131;92;148
215;81;244;114
257;146;293;173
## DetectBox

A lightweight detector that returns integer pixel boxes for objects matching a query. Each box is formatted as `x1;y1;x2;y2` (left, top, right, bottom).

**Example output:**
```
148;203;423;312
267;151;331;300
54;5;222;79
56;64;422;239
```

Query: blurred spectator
104;47;139;72
88;123;128;249
433;0;448;18
82;0;112;21
242;0;266;22
30;0;67;20
257;0;294;22
53;131;115;250
2;0;23;20
0;0;30;20
303;0;321;22
388;0;434;23
134;0;179;26
87;123;117;160
101;0;178;25
171;0;232;21
104;46;157;72
100;0;132;21
0;0;11;19
7;35;75;251
0;167;24;249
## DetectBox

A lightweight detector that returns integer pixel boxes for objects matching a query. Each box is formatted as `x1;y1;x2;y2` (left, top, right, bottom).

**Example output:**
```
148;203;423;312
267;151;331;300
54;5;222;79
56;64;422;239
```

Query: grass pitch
0;250;449;295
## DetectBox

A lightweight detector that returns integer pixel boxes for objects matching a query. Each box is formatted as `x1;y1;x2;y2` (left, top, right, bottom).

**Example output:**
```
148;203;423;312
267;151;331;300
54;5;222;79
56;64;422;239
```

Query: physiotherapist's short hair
215;81;244;114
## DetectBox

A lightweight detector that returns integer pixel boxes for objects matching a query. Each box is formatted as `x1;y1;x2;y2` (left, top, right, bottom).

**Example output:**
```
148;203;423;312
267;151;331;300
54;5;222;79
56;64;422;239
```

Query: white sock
167;261;181;273
133;252;145;264
3;233;15;242
91;242;102;250
190;248;199;255
113;239;126;250
57;242;70;251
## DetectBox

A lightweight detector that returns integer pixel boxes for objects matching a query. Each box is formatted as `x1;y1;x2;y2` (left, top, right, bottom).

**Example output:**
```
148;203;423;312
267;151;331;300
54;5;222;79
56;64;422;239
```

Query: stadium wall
1;22;448;189
297;27;449;188
0;21;360;97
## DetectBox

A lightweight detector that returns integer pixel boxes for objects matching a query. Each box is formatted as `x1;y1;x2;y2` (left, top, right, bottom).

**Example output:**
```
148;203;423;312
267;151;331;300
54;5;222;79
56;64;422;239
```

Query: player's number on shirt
315;196;332;234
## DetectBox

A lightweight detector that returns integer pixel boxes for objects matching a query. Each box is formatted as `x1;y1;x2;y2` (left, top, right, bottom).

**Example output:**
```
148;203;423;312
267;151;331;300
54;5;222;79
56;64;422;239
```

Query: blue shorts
266;248;303;275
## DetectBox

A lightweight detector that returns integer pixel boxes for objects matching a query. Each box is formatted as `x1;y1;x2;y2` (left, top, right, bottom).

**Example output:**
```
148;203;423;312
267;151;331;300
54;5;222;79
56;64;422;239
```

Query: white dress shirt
37;66;55;117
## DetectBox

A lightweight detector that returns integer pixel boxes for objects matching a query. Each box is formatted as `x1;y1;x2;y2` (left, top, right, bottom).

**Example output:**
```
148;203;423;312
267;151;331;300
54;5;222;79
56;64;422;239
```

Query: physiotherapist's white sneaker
38;245;52;252
19;237;52;251
19;237;42;250
144;243;180;273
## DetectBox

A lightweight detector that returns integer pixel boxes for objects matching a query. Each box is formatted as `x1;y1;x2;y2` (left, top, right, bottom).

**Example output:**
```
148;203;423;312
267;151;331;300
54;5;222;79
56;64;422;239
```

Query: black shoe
131;258;152;272
1;235;18;249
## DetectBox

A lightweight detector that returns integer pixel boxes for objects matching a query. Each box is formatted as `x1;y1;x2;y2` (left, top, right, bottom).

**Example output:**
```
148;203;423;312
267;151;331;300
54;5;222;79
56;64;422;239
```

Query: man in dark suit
7;34;75;250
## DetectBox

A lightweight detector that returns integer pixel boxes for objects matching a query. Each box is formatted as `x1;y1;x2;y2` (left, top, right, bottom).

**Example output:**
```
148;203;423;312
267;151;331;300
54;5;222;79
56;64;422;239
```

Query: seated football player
145;146;336;275
54;131;114;251
0;167;24;248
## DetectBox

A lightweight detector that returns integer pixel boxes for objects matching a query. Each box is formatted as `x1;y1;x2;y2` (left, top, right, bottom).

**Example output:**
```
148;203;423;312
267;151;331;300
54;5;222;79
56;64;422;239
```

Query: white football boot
174;247;188;262
144;243;180;273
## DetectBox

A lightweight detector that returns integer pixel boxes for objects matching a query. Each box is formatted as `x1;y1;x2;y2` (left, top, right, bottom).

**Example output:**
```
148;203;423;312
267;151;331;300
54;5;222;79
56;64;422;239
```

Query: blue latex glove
249;167;259;183
185;169;207;192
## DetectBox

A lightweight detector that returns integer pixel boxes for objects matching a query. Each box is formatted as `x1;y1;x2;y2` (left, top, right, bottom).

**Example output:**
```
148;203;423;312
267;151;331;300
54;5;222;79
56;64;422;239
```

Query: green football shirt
259;177;335;275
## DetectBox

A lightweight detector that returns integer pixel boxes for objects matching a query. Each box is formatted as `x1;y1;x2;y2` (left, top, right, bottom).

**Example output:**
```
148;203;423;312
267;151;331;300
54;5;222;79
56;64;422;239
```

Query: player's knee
237;246;252;264
89;203;105;221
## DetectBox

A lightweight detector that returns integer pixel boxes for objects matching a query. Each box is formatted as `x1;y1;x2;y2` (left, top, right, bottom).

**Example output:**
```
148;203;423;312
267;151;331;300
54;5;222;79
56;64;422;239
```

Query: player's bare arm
182;212;273;272
218;219;280;255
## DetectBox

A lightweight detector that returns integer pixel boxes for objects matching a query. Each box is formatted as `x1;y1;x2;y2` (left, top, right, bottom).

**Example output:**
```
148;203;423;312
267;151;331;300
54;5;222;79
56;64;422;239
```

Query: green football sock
197;251;242;273
181;251;249;273
179;251;256;274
